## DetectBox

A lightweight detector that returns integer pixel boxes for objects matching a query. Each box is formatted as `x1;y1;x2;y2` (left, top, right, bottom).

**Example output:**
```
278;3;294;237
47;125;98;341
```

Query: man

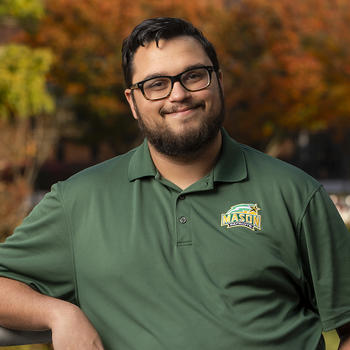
0;17;350;350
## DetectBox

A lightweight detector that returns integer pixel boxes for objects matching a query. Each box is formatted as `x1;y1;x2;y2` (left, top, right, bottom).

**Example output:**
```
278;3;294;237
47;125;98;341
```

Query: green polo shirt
1;130;350;350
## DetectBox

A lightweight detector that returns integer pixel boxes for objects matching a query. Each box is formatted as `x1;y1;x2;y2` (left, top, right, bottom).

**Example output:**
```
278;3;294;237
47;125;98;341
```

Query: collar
128;139;157;181
128;128;247;183
212;128;247;183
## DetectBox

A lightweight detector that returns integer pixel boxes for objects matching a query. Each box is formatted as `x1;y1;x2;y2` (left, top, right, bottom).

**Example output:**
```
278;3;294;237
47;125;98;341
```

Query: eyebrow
140;63;210;82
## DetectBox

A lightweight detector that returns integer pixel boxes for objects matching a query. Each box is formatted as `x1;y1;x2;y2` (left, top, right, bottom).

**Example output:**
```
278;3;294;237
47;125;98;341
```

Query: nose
168;81;191;102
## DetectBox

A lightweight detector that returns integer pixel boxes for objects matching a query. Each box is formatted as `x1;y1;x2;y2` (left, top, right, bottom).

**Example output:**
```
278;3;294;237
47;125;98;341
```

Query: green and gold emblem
221;203;262;231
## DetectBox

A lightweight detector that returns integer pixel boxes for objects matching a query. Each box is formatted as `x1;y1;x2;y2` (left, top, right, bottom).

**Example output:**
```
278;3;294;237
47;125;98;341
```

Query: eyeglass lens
143;67;210;100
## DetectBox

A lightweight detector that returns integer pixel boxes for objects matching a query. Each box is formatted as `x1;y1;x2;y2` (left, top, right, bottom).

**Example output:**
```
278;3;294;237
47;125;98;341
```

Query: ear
216;69;224;95
124;89;139;120
217;69;224;86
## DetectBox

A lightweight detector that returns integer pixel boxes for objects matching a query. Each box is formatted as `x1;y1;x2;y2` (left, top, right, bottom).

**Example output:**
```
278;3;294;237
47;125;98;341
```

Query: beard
133;86;225;158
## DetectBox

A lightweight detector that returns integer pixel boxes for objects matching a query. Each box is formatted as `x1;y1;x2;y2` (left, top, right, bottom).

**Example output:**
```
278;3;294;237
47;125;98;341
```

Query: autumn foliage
22;0;143;152
18;0;350;151
0;1;56;241
213;0;350;146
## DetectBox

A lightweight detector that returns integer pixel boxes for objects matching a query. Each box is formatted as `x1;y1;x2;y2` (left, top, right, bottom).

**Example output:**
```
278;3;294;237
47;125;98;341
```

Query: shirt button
179;195;185;200
179;216;187;224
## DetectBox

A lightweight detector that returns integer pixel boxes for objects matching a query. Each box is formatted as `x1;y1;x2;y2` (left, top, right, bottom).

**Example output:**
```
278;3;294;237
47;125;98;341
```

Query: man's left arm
337;322;350;349
299;186;350;349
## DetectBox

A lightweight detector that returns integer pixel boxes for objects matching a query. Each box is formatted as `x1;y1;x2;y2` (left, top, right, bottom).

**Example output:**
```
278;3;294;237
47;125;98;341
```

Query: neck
148;131;222;190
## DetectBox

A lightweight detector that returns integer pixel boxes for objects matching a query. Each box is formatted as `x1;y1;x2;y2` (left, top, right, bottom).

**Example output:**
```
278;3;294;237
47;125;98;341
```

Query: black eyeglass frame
129;65;218;101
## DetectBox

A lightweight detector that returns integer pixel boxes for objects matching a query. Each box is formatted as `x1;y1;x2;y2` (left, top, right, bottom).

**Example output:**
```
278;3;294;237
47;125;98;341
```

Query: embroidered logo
221;203;262;231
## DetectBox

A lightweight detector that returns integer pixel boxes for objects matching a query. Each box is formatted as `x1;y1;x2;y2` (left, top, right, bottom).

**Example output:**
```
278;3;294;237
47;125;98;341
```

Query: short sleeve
0;183;76;304
299;185;350;331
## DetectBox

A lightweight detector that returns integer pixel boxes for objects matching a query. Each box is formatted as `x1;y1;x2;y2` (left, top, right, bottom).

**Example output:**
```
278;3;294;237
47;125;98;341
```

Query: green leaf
0;0;44;20
0;44;54;119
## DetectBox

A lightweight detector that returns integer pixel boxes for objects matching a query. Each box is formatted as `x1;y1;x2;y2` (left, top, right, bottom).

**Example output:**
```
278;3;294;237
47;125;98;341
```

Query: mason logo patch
221;203;262;231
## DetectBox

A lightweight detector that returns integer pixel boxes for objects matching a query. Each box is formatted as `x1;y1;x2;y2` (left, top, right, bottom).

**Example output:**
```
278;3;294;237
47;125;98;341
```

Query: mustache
160;102;205;117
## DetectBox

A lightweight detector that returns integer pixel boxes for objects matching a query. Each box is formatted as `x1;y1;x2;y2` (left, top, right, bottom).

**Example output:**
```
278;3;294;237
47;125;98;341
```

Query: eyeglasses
129;66;218;101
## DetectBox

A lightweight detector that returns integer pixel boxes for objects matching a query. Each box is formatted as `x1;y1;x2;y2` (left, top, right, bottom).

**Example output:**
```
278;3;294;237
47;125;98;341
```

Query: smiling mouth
160;103;204;117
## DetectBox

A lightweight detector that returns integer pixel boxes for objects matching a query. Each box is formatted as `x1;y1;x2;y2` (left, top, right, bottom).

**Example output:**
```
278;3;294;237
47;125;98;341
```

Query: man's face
125;36;224;157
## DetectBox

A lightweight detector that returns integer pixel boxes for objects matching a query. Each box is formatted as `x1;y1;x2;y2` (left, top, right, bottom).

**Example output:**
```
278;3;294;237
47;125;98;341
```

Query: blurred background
0;0;349;349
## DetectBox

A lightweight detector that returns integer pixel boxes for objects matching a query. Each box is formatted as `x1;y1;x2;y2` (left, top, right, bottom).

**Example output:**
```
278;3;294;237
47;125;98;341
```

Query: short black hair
122;17;220;87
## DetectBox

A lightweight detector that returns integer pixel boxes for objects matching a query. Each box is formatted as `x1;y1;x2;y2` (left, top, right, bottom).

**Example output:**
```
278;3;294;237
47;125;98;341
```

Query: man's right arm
0;277;104;349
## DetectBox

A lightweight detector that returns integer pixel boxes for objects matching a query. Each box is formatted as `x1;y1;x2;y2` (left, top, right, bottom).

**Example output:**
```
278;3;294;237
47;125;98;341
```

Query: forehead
131;36;211;82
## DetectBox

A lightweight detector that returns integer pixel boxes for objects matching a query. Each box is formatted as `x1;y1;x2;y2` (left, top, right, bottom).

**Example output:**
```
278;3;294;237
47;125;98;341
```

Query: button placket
175;194;192;246
179;216;187;224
